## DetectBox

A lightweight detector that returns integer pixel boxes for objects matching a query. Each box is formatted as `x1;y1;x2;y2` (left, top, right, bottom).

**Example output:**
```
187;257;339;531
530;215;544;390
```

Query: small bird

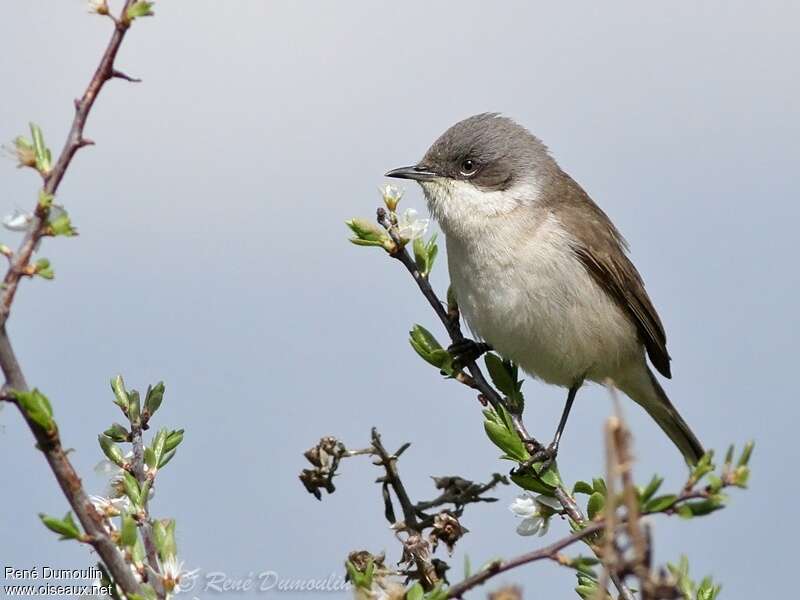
386;113;704;464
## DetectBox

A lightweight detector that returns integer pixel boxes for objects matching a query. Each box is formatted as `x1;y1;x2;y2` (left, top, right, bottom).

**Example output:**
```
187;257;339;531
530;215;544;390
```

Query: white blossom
2;210;33;232
379;184;404;210
159;556;199;593
90;495;128;518
396;208;429;242
87;0;109;15
509;492;560;537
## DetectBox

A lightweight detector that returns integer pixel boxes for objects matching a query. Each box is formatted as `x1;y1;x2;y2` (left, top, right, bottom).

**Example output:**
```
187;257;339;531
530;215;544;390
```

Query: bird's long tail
618;365;705;465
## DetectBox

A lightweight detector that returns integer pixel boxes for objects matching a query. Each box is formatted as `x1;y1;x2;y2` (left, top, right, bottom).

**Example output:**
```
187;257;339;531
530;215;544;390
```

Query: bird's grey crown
420;113;556;191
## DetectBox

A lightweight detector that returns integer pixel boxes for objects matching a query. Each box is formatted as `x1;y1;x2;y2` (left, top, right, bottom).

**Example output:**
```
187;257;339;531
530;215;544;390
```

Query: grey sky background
1;1;797;598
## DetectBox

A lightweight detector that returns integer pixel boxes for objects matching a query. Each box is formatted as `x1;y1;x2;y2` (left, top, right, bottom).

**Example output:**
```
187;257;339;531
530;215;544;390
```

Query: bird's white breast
423;179;640;387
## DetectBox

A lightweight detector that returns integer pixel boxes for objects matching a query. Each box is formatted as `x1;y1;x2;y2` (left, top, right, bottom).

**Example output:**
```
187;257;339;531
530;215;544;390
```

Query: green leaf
412;234;438;277
38;190;54;210
587;492;605;520
345;560;374;590
643;494;678;513
111;375;129;413
103;422;130;442
510;471;555;495
126;1;154;20
158;448;177;469
697;576;721;600
592;478;607;497
122;471;142;506
127;390;141;425
409;325;453;376
677;499;724;518
151;428;167;465
639;474;663;503
738;441;754;467
39;512;81;540
144;447;157;469
483;418;528;463
144;381;165;419
34;258;54;280
29;122;51;172
13;389;55;432
723;444;735;468
346;218;390;248
48;212;77;237
733;465;750;488
406;583;424;600
426;235;439;274
120;514;137;547
484;354;523;411
424;586;448;600
98;435;125;467
164;429;184;452
572;480;594;495
570;556;600;577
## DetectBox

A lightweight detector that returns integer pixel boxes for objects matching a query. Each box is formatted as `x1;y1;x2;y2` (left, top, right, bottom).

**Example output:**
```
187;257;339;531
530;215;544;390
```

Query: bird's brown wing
552;173;672;378
573;245;671;378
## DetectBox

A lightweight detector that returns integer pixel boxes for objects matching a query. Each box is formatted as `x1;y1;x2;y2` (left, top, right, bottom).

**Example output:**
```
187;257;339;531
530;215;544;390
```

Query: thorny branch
375;208;636;600
301;429;508;590
0;1;148;596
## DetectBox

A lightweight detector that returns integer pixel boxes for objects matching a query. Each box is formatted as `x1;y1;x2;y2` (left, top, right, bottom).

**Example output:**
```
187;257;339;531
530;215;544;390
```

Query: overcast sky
1;1;797;598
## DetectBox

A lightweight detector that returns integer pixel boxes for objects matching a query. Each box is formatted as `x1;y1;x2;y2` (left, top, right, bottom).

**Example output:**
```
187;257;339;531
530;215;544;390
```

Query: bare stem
446;522;605;598
0;2;147;595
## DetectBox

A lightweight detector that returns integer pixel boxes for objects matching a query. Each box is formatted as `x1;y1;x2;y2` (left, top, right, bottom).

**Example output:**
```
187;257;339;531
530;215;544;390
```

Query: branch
374;208;634;600
371;428;420;531
446;522;605;598
0;1;148;595
376;207;541;452
130;417;163;596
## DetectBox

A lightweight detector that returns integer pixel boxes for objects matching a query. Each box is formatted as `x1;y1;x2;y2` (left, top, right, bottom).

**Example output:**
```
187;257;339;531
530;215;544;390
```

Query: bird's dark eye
460;159;478;177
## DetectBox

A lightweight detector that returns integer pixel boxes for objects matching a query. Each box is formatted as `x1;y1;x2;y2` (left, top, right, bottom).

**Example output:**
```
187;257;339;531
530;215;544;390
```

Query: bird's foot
515;441;559;476
448;339;492;370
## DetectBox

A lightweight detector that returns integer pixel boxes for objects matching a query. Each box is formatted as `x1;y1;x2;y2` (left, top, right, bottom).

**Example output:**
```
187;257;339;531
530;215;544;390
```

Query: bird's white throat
420;178;544;239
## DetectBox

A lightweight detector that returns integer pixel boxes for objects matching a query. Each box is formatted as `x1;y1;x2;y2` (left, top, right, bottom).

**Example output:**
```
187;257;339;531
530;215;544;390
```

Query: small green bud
122;471;142;506
98;434;125;467
34;258;54;280
587;492;605;520
164;429;184;452
120;513;137;547
128;390;141;425
126;1;154;21
111;375;129;413
103;422;130;442
29;123;52;174
345;218;392;250
13;389;55;432
39;512;82;541
143;382;165;420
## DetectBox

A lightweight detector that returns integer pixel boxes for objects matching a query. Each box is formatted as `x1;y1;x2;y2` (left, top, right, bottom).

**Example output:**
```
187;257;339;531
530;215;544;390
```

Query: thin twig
0;1;146;595
445;522;606;598
376;208;541;453
376;208;637;600
371;428;421;531
130;419;163;596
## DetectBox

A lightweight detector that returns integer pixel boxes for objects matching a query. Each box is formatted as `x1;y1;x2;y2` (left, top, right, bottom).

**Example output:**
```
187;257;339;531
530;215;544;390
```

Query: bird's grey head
386;113;555;231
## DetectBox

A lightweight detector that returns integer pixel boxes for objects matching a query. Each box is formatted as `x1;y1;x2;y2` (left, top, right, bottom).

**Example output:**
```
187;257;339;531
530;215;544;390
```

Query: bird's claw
448;339;492;370
512;441;559;478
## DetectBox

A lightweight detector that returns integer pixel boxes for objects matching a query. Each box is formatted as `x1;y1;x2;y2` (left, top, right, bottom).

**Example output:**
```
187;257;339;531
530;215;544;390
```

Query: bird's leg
520;381;583;472
448;339;492;370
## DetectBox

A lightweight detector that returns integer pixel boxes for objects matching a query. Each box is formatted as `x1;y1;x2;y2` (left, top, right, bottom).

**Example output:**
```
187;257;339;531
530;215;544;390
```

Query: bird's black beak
384;165;437;182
